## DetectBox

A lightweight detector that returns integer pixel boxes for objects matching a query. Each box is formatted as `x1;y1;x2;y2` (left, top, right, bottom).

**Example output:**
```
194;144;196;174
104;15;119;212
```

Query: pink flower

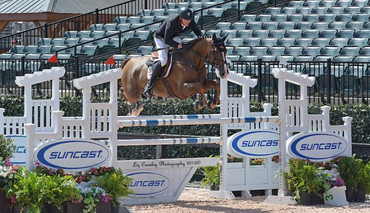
9;195;16;203
34;162;40;167
13;165;19;171
4;158;12;167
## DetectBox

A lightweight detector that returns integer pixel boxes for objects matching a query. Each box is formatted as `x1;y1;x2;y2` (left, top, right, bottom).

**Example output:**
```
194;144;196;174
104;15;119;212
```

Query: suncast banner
6;135;27;165
287;132;349;161
34;139;111;171
227;130;279;158
126;171;170;197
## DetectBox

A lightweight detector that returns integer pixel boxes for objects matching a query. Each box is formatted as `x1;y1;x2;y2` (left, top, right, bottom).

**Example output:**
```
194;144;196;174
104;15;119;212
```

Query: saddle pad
147;54;173;80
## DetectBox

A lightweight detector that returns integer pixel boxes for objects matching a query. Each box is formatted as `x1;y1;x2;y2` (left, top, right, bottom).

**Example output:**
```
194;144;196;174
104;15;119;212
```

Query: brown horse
120;34;229;116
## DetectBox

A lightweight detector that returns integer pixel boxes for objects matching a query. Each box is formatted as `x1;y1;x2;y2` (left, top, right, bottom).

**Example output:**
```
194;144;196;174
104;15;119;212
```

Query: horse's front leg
203;79;220;109
181;82;207;111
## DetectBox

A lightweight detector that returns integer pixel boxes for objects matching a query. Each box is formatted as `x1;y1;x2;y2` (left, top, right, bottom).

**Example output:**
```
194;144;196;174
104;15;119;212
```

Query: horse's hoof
194;101;204;111
207;99;218;109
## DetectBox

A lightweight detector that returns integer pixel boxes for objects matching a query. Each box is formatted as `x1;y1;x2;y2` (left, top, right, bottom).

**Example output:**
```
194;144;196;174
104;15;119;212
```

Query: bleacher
1;0;370;104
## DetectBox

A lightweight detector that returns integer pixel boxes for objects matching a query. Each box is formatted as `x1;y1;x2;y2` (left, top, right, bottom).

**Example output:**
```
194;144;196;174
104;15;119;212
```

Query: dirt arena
128;187;370;213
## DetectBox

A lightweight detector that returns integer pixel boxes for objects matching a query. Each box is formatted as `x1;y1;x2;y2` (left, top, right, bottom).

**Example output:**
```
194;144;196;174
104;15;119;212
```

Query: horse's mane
182;36;211;50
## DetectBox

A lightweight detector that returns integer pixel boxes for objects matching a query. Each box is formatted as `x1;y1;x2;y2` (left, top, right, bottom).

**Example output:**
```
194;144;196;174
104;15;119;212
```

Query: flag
47;54;59;66
105;56;116;68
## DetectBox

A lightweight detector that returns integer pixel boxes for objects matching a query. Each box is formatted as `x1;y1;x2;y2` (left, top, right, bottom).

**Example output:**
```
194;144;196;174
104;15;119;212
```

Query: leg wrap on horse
144;61;163;98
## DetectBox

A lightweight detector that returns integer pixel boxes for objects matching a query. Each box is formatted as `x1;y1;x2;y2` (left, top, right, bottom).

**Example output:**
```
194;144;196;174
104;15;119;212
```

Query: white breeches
154;36;182;67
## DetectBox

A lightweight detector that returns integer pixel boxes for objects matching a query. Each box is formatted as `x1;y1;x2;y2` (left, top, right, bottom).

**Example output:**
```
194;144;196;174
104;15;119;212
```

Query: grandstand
0;0;370;104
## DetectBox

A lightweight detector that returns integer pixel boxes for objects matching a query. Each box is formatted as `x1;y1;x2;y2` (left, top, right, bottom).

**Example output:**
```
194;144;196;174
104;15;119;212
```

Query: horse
120;34;229;116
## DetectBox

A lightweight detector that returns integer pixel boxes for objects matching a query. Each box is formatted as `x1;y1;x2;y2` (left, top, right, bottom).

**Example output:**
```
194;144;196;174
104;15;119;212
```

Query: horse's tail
119;58;130;95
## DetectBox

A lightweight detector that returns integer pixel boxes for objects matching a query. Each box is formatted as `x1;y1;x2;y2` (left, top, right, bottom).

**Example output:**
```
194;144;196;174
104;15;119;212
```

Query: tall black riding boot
144;61;163;98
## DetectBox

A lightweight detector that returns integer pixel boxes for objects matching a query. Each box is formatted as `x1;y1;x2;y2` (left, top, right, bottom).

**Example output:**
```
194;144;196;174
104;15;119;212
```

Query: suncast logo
35;139;111;171
227;130;279;158
127;172;170;197
287;132;349;161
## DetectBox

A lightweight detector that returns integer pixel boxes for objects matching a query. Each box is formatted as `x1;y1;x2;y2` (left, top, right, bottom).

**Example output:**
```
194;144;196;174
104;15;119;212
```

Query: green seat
197;15;217;30
113;16;127;24
37;38;52;45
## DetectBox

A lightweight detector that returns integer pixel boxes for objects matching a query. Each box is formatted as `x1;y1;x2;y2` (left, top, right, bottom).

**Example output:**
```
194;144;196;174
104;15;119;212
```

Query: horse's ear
222;35;227;42
212;33;217;41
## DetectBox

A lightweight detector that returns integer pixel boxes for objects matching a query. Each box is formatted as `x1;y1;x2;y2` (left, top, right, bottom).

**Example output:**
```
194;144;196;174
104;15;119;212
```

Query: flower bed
0;160;134;213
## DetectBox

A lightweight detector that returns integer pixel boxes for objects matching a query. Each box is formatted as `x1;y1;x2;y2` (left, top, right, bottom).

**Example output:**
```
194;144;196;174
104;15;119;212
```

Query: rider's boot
144;61;163;98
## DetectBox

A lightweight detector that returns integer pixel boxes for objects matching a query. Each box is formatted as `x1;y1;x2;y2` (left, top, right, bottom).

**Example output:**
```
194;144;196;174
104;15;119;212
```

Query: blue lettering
50;152;57;159
337;142;342;149
47;150;104;159
81;151;89;158
97;150;103;158
89;151;96;158
241;140;279;147
16;146;26;154
65;151;74;159
58;152;66;159
130;180;166;187
300;142;343;151
300;144;307;150
319;143;325;150
73;151;81;158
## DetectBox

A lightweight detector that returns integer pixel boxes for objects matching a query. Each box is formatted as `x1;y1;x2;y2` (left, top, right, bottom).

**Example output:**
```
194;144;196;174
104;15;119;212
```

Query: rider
143;7;203;98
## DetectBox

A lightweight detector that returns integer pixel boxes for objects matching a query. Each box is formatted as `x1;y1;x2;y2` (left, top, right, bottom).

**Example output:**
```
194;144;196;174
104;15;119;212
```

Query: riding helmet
178;7;193;20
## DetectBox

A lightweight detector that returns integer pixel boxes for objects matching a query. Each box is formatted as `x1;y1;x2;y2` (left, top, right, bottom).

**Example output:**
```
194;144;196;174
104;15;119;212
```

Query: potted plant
94;168;134;212
337;156;363;202
201;163;221;190
0;134;15;211
354;161;370;202
324;175;348;206
282;159;330;205
41;175;80;213
0;158;19;213
7;169;46;213
74;181;112;213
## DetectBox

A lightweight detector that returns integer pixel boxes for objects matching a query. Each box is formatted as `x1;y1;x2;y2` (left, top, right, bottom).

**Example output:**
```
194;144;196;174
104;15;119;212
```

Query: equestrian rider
143;7;203;98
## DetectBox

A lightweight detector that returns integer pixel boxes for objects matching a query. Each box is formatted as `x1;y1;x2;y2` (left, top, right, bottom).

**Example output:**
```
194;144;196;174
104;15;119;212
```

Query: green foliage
283;159;330;201
83;194;98;213
7;169;45;213
59;96;83;116
363;163;370;193
200;156;221;189
337;156;364;191
0;94;24;116
42;175;80;212
94;168;134;207
0;135;15;160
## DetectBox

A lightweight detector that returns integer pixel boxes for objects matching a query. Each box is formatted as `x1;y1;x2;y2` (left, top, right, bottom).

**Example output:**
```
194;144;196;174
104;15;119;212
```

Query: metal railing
1;58;369;105
0;0;185;53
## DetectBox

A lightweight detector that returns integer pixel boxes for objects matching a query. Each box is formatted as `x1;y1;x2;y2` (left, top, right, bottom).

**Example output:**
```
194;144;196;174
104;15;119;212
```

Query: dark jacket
155;15;202;48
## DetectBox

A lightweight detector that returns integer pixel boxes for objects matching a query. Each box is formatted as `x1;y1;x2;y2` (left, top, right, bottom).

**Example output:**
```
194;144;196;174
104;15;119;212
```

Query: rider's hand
177;43;183;49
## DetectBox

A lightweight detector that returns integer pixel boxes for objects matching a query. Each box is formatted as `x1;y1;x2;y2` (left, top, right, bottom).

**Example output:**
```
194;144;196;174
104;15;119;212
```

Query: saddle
146;51;173;79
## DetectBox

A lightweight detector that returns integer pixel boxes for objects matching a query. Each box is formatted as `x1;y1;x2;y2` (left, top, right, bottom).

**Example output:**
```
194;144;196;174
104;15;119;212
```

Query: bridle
209;40;229;69
185;39;228;70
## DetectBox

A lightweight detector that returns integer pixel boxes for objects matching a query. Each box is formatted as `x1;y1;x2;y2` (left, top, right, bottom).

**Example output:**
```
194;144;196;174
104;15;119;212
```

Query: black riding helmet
178;7;193;20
